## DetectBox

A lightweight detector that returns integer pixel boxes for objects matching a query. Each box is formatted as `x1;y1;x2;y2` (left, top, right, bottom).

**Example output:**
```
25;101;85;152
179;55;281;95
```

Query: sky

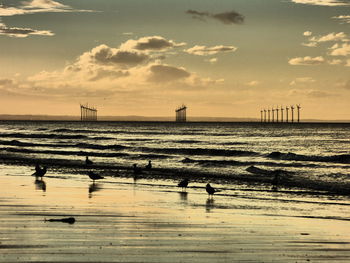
0;0;349;120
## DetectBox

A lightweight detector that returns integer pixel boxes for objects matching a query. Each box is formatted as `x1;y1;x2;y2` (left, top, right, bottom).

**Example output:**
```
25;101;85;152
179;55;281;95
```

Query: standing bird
133;164;142;175
32;165;47;179
88;171;104;183
85;156;93;165
145;160;152;170
177;178;189;192
206;183;218;197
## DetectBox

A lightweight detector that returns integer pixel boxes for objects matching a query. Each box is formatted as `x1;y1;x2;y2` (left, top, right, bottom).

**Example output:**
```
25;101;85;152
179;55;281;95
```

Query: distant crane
297;104;301;123
286;106;289;123
291;105;295;123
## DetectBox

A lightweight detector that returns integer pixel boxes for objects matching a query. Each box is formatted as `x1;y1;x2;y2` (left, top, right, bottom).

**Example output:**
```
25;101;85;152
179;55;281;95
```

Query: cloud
120;36;186;51
290;77;316;85
0;22;54;37
302;42;317;47
0;78;13;86
186;10;244;25
0;0;90;16
185;45;237;56
311;32;348;42
288;56;326;65
291;0;350;6
303;31;313;36
328;59;343;64
78;44;150;68
207;57;218;64
330;43;350;56
332;15;350;24
148;64;191;83
246;81;260;87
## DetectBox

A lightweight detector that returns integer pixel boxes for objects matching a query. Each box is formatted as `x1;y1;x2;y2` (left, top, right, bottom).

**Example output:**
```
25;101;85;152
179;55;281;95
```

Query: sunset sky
0;0;349;119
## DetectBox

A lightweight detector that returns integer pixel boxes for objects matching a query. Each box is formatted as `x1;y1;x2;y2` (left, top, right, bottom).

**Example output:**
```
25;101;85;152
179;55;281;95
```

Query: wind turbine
291;105;295;123
280;106;284;123
260;110;263;123
268;108;271;123
276;106;279;123
297;104;301;123
272;107;275;123
264;109;267;122
286;106;289;123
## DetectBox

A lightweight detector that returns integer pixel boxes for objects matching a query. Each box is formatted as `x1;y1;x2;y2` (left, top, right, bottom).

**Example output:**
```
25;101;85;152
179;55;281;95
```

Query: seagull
85;156;93;165
32;165;47;179
206;183;218;197
88;171;104;182
178;178;189;192
133;164;142;175
145;160;152;170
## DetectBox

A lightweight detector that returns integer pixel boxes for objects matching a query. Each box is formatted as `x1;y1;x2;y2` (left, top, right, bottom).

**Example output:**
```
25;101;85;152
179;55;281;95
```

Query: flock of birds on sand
32;156;281;199
31;156;233;197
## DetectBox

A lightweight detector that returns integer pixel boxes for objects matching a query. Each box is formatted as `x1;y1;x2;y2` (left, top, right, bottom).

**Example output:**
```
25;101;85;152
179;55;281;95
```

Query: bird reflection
88;183;102;198
205;198;215;213
34;179;46;192
178;191;188;202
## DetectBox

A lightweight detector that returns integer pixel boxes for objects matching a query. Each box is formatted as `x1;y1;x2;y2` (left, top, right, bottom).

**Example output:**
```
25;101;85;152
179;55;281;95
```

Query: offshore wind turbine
280;106;284;123
286;106;289;123
264;109;267;122
297;104;301;123
291;105;295;123
272;107;275;123
268;108;271;123
276;106;279;123
260;110;263;123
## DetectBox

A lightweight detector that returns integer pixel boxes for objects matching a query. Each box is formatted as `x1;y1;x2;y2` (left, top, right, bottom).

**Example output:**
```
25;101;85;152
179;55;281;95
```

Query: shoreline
1;165;350;262
1;154;350;195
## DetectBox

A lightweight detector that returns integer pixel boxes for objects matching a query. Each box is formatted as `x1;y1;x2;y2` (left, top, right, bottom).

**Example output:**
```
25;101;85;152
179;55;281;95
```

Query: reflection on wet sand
88;183;102;198
34;179;46;192
179;191;188;202
206;198;215;213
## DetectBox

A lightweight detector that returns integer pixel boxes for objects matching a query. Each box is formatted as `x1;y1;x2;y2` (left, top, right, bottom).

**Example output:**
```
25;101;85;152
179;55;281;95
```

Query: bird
32;165;47;179
177;178;189;192
88;171;104;182
133;164;142;175
206;183;219;197
145;160;152;170
85;156;93;165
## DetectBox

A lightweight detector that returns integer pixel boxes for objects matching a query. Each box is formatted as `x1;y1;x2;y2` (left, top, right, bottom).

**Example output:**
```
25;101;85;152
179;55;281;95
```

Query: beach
1;164;350;263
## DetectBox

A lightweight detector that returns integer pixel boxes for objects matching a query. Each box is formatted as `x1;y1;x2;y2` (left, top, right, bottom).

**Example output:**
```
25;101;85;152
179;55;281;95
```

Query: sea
0;121;349;193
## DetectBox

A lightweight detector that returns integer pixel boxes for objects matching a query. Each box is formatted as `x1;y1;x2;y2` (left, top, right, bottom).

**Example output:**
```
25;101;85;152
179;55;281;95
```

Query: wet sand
1;164;350;262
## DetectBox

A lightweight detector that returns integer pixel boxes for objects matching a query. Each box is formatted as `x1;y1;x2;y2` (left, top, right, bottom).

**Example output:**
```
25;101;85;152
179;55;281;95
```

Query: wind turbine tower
280;106;284;123
276;106;279;123
264;109;267;123
268;108;271;123
272;107;275;123
297;104;301;123
260;110;263;123
286;106;289;123
291;105;295;123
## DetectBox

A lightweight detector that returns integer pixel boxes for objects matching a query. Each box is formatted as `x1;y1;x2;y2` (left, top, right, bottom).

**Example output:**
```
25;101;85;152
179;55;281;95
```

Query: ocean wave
0;140;126;151
141;147;259;157
0;147;129;158
267;151;350;164
0;133;112;140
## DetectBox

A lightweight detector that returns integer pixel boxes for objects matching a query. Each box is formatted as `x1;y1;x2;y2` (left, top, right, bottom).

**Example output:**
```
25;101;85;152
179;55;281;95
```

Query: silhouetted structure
80;104;97;121
291;105;295;123
297;104;301;123
260;105;301;123
280;106;284;122
175;105;187;122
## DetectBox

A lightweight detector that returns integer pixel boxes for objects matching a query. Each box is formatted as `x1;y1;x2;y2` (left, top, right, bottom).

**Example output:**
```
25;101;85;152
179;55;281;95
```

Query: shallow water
0;121;349;191
0;165;350;262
